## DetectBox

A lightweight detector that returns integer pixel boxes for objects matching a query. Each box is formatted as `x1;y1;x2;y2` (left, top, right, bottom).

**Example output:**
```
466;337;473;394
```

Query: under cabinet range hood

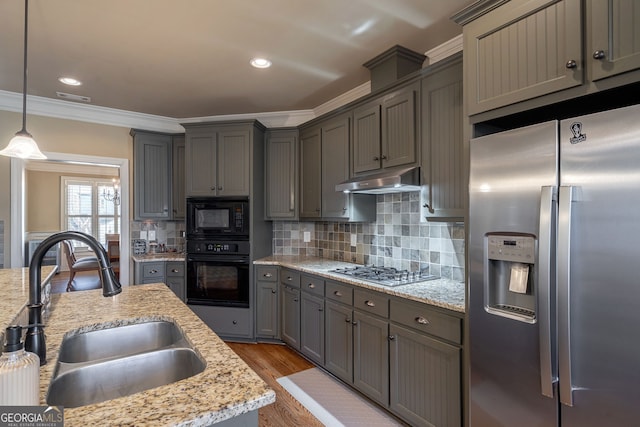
335;166;421;194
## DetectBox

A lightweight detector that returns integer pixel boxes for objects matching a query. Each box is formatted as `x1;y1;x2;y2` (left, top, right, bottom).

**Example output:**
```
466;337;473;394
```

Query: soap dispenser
0;325;40;405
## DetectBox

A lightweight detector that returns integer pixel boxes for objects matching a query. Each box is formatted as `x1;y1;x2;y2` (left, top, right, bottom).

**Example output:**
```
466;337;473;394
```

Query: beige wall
0;110;133;267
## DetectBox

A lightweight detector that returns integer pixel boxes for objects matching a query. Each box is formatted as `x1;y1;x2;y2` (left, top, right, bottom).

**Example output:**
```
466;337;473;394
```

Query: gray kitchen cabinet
134;261;165;284
420;55;465;221
389;298;462;427
184;123;257;197
280;269;301;349
265;129;298;219
255;266;279;339
165;261;185;301
588;0;640;82
320;114;351;219
459;0;583;116
300;291;325;365
352;84;418;174
324;299;354;384
171;135;186;220
353;309;389;407
132;130;172;220
299;126;322;218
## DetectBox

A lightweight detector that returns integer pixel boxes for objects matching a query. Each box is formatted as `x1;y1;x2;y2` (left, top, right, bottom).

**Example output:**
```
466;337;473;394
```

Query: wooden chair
61;240;100;292
107;239;120;275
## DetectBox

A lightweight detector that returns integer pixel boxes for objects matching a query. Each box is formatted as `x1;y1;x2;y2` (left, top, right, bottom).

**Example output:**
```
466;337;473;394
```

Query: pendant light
0;0;46;160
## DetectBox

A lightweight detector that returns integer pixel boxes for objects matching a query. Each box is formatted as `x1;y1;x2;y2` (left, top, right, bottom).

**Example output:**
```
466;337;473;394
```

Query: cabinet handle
232;320;237;325
210;186;215;191
423;203;435;214
287;276;293;281
271;289;276;294
415;316;430;325
294;298;298;302
565;59;577;69
149;269;158;274
171;269;179;273
218;186;223;190
381;155;387;160
345;318;351;323
334;291;343;297
593;50;605;60
388;335;396;341
365;300;375;307
373;156;379;161
308;283;315;289
352;321;358;326
264;273;273;278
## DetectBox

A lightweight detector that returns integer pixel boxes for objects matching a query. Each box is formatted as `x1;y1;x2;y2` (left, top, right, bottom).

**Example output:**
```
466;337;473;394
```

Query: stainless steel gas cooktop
329;266;438;287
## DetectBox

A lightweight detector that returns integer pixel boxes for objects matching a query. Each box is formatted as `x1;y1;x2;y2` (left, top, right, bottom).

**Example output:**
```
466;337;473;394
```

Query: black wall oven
186;240;250;307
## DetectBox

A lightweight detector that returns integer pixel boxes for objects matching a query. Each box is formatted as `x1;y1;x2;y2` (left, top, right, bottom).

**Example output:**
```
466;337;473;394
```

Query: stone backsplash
272;193;465;282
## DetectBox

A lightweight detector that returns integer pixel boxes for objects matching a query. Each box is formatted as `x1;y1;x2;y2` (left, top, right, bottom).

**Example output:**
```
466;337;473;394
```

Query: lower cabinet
324;300;353;384
255;266;279;339
299;275;325;365
280;284;300;349
353;310;390;407
165;261;185;301
134;260;186;301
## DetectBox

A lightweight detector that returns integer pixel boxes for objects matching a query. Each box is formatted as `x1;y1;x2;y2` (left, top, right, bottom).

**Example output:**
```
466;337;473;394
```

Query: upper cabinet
184;124;253;197
420;54;465;221
172;135;185;219
132;130;184;221
588;0;640;82
454;0;640;117
300;114;375;222
265;128;298;220
352;84;418;175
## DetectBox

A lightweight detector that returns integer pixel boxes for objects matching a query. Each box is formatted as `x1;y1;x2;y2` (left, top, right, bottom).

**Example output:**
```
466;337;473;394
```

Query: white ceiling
0;0;472;119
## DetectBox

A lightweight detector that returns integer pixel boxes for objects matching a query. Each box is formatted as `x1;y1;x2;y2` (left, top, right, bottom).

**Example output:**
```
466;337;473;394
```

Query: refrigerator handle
538;186;556;398
558;186;574;406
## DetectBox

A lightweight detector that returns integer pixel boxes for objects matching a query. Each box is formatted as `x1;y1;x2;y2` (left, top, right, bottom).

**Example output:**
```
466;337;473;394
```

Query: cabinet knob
218;186;223;190
365;300;375;307
171;269;179;273
593;50;605;60
388;335;396;341
149;269;158;274
264;273;273;278
232;320;237;325
334;291;343;297
210;186;215;191
345;318;351;323
373;156;379;161
308;283;315;289
271;289;277;294
565;59;577;69
415;316;430;325
294;298;298;302
381;155;387;160
287;276;293;281
352;321;358;326
319;308;323;312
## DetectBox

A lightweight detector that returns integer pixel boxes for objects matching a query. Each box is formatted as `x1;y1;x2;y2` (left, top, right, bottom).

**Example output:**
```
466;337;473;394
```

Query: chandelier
102;179;121;206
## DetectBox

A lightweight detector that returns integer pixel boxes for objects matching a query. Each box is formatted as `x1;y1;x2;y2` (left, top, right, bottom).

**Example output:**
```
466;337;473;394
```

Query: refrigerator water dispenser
484;233;536;323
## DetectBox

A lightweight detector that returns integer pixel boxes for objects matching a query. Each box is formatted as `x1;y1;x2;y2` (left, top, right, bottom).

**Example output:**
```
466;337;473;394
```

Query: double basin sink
47;320;206;408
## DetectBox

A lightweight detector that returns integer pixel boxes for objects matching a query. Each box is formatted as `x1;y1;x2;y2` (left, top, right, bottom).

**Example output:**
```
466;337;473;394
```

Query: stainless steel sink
46;320;206;408
57;320;188;363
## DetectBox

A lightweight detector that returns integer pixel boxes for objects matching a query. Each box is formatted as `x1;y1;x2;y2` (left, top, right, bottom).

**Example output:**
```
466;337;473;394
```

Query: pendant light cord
20;0;29;133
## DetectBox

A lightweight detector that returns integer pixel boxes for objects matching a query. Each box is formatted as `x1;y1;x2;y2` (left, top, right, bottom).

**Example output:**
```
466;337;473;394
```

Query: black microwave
186;197;249;239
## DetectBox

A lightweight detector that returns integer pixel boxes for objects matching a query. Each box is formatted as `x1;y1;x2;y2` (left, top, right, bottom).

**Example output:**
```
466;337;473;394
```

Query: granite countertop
254;255;465;313
132;253;186;262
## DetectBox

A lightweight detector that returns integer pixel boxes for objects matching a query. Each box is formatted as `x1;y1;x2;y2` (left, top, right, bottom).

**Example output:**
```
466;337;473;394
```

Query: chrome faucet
26;231;122;365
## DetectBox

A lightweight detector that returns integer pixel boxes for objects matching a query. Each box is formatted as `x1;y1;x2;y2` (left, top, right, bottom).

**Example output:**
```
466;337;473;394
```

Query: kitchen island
1;268;275;427
254;255;465;313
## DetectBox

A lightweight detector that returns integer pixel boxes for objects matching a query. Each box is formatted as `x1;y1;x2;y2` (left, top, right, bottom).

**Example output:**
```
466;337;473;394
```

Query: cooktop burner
329;266;438;287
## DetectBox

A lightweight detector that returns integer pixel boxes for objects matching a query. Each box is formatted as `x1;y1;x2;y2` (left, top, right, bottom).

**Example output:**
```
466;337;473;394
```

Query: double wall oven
186;197;250;308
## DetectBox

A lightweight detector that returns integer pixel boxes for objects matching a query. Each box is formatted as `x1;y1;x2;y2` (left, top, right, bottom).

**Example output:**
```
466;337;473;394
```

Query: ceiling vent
56;92;91;103
363;45;426;92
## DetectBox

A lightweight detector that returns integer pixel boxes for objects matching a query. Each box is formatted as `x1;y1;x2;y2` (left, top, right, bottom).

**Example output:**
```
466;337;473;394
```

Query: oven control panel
187;240;250;255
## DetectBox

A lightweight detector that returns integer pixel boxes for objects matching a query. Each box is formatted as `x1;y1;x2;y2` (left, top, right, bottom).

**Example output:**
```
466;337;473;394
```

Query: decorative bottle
0;325;40;405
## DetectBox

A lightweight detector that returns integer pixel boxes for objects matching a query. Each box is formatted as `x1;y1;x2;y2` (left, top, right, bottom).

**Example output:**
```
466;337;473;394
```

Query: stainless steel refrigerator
468;103;640;426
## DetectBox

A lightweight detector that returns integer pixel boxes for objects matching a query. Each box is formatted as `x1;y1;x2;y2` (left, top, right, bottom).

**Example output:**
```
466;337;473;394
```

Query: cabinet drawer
390;299;461;344
354;289;389;318
301;275;324;296
280;269;301;288
166;261;185;277
142;262;165;279
326;281;353;305
256;266;278;282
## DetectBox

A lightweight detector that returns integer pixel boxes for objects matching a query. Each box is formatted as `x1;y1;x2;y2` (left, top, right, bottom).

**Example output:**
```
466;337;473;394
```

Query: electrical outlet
148;230;156;241
140;231;147;240
303;231;311;243
350;233;357;246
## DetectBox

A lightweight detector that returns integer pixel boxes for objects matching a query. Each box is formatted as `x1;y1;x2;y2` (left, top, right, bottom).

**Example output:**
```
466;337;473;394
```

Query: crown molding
424;34;463;65
313;81;371;118
180;109;316;128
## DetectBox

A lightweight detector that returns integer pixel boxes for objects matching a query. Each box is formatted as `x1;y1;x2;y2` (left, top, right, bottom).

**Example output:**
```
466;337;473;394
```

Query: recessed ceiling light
58;77;82;86
250;58;272;69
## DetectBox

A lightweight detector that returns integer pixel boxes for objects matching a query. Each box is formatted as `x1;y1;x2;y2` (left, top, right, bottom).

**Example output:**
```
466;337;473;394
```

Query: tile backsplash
272;193;465;282
130;220;186;253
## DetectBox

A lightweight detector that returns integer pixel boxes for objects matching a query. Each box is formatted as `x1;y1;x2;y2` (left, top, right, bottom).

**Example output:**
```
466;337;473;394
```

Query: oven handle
187;256;249;264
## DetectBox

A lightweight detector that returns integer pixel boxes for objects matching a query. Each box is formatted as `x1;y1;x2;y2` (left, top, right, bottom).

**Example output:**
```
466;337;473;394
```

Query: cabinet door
134;133;172;219
165;278;185;301
321;115;350;218
256;281;278;338
185;132;217;196
353;310;389;406
421;58;465;221
218;129;250;196
324;301;354;384
381;87;417;169
172;135;186;219
299;127;322;218
281;284;300;349
589;0;640;81
464;0;583;115
390;324;461;427
300;292;325;365
266;131;297;219
353;103;382;174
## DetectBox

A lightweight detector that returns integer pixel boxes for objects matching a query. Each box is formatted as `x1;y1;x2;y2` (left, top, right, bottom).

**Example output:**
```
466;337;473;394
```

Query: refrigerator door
469;121;558;426
559;104;640;426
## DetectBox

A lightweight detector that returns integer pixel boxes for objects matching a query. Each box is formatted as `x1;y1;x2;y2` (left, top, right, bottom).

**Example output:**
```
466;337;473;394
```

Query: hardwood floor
49;270;102;293
226;342;324;427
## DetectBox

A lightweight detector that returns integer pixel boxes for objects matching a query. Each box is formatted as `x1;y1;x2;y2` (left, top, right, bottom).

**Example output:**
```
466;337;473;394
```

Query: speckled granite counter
254;255;465;313
34;284;275;426
132;253;186;263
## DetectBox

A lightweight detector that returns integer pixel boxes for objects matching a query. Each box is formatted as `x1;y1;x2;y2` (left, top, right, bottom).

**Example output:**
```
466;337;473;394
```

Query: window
62;177;121;247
